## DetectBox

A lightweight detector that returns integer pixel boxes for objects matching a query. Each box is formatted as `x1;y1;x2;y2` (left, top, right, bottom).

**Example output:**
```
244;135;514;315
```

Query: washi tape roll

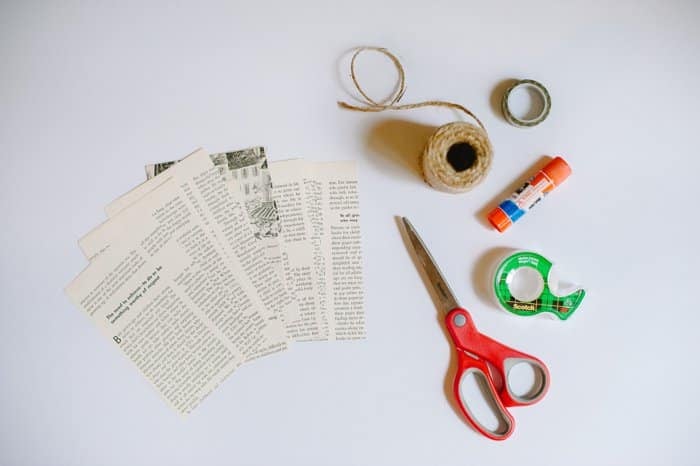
338;47;493;193
493;251;585;320
501;79;551;127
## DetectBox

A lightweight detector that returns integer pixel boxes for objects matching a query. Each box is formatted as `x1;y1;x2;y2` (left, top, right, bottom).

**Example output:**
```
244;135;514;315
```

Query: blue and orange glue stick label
488;156;572;232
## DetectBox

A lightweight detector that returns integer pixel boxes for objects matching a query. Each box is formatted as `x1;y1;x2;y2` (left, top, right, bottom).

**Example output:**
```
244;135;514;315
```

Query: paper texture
66;146;365;415
87;149;297;328
78;168;288;356
269;160;324;340
66;176;286;415
143;147;298;323
315;161;365;340
270;160;365;341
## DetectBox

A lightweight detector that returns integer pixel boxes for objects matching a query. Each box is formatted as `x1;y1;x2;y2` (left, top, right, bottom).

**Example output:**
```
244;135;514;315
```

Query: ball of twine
337;46;493;193
422;122;493;193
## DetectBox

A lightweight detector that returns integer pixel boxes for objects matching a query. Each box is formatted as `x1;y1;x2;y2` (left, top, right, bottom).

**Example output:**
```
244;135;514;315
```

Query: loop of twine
337;46;486;131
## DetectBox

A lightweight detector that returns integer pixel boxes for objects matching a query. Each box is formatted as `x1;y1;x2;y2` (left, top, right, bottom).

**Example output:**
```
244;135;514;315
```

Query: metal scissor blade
402;217;460;314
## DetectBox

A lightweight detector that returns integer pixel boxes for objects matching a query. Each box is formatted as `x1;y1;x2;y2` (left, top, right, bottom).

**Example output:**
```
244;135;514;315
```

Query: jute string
338;46;493;193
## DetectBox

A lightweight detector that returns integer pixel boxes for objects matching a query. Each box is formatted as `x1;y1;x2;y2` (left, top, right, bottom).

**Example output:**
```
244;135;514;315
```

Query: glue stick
487;156;571;232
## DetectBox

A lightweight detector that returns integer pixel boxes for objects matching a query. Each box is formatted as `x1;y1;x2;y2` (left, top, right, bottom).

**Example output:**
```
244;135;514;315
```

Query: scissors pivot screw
453;314;467;327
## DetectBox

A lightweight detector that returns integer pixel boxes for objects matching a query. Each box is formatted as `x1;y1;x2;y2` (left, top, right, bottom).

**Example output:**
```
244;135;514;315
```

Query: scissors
401;217;550;440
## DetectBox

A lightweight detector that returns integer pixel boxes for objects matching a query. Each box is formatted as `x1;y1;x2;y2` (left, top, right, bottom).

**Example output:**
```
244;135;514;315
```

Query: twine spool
338;46;493;193
423;122;492;193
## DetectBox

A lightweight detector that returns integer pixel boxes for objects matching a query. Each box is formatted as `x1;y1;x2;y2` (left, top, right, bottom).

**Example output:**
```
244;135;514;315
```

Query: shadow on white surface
489;78;518;123
471;247;517;310
365;118;435;183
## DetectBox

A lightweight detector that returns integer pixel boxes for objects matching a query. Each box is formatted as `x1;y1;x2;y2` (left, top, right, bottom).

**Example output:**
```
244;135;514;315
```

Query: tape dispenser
493;251;585;320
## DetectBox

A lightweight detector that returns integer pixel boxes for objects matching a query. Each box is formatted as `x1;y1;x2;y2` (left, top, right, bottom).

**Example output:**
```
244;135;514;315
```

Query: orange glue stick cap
542;156;571;186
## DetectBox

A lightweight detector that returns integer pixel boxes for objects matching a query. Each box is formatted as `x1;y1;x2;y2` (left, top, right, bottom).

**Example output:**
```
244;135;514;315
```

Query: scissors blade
402;217;460;314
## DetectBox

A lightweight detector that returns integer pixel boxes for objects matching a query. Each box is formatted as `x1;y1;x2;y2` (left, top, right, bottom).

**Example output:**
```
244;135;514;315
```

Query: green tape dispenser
493;251;585;320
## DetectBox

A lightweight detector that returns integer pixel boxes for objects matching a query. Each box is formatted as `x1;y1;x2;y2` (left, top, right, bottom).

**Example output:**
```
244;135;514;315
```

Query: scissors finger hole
506;360;547;402
458;369;511;437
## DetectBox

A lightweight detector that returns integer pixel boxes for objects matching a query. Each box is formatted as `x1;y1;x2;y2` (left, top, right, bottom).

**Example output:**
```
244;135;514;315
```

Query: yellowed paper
270;159;325;340
314;161;365;340
65;178;285;415
270;159;365;341
78;155;288;357
85;149;296;331
142;148;299;324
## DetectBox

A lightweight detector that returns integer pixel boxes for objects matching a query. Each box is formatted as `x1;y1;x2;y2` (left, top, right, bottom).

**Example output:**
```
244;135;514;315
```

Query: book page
314;161;365;340
143;147;298;323
302;164;330;339
81;153;277;332
269;159;325;341
90;149;296;329
77;175;286;357
67;242;240;415
270;159;365;341
65;178;285;414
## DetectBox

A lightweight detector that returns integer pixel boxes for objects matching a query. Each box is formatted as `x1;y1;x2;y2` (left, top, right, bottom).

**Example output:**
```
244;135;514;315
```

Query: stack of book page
65;147;364;415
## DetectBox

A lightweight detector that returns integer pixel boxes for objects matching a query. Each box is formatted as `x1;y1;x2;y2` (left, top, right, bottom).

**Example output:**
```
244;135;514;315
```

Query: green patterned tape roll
493;251;585;320
501;79;551;127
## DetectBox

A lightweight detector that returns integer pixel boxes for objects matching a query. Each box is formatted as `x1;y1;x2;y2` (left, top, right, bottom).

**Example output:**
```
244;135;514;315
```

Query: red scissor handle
445;308;550;441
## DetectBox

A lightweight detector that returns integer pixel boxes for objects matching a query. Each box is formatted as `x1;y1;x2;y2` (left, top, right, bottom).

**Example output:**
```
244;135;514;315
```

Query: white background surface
1;1;699;465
